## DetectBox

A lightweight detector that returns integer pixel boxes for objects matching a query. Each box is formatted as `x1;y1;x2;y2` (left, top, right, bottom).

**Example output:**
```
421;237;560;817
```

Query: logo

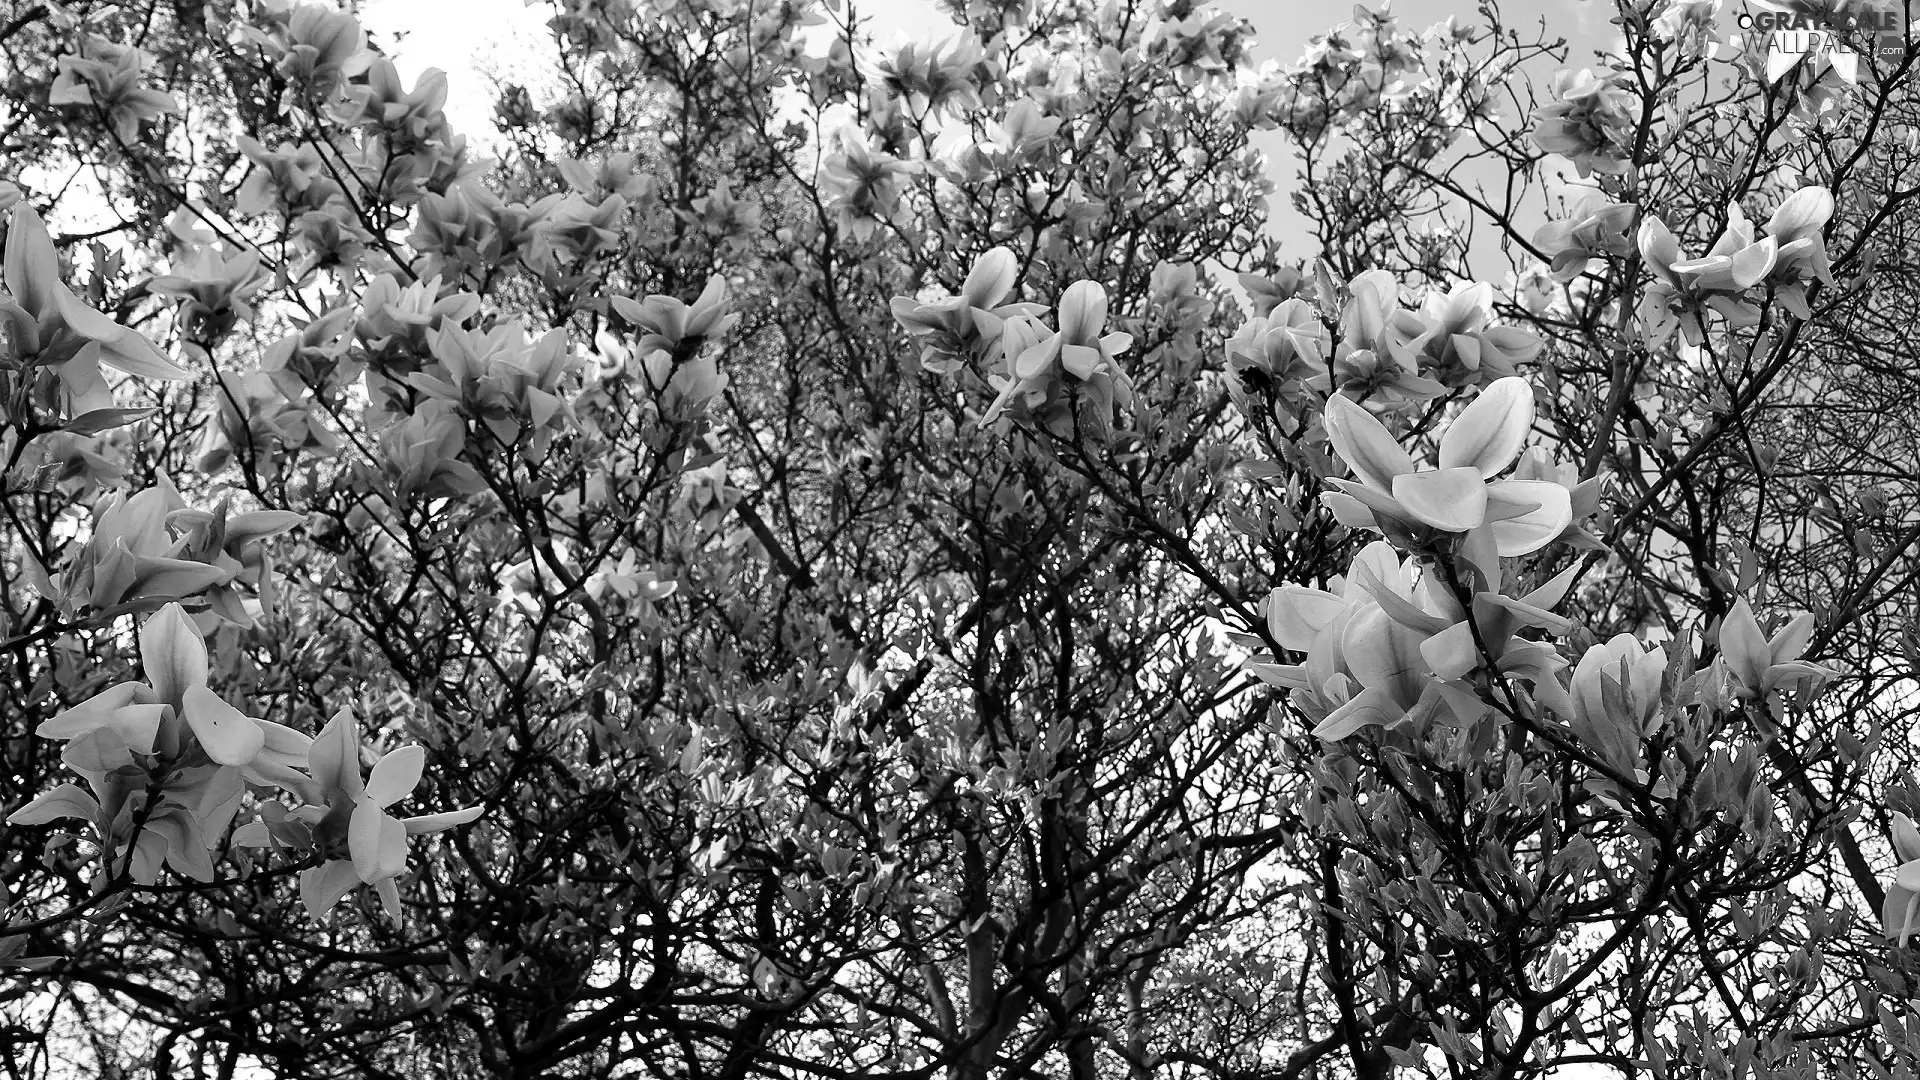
1732;0;1910;84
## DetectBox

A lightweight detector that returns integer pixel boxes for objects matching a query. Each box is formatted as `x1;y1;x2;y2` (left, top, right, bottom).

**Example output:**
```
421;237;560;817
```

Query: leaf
63;407;156;435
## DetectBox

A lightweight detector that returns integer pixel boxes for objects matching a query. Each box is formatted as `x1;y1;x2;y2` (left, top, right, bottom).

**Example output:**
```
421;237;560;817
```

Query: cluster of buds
1638;187;1835;344
48;36;180;143
1531;68;1639;177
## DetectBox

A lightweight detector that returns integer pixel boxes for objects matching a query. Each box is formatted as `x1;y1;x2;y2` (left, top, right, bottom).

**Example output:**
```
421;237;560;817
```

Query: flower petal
1341;604;1430;706
1391;468;1489;532
180;684;266;766
1420;620;1481;681
6;783;102;827
1768;611;1816;664
309;708;365;801
1718;598;1770;691
1438;377;1534;478
300;859;361;918
140;603;209;707
402;804;484;834
1894;813;1920;864
1322;393;1414;491
350;799;391;882
365;744;425;808
1265;586;1348;653
1485;480;1572;556
1311;684;1401;741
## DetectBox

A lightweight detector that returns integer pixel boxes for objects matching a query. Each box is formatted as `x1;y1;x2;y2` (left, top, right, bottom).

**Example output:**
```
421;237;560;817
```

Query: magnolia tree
2;0;1919;1076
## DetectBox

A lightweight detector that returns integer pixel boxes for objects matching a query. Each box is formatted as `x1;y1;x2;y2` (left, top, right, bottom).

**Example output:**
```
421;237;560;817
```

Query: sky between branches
358;0;1622;276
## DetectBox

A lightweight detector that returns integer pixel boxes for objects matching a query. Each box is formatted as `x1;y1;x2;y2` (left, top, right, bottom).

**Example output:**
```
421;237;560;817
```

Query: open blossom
1637;188;1834;342
1531;68;1638;177
1533;199;1636;283
610;278;737;413
150;243;268;346
979;280;1136;438
10;604;313;883
1884;813;1920;945
1249;541;1496;741
891;247;1047;373
1565;633;1669;770
49;36;180;142
819;131;915;241
870;34;986;117
46;479;232;614
2;203;191;413
271;708;483;922
1408;280;1543;385
1716;598;1833;699
1227;296;1329;408
1319;376;1572;556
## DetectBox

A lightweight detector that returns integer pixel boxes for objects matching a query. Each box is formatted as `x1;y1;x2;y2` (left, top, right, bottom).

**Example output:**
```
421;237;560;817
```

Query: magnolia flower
585;550;679;603
979;280;1136;437
378;401;486;501
1226;296;1329;404
819;131;914;240
1717;598;1832;699
870;34;986;117
1533;199;1636;283
1250;542;1492;741
986;98;1062;156
891;247;1047;373
1884;812;1920;945
1531;68;1637;177
2;204;191;413
288;708;483;921
10;603;312;877
1566;633;1669;769
1410;280;1543;385
612;277;738;357
49;479;234;613
1319;377;1573;556
49;37;180;142
150;243;268;345
410;322;577;446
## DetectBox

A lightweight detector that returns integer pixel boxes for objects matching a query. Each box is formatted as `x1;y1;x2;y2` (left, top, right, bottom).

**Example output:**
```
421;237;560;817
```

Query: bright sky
359;0;1616;279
